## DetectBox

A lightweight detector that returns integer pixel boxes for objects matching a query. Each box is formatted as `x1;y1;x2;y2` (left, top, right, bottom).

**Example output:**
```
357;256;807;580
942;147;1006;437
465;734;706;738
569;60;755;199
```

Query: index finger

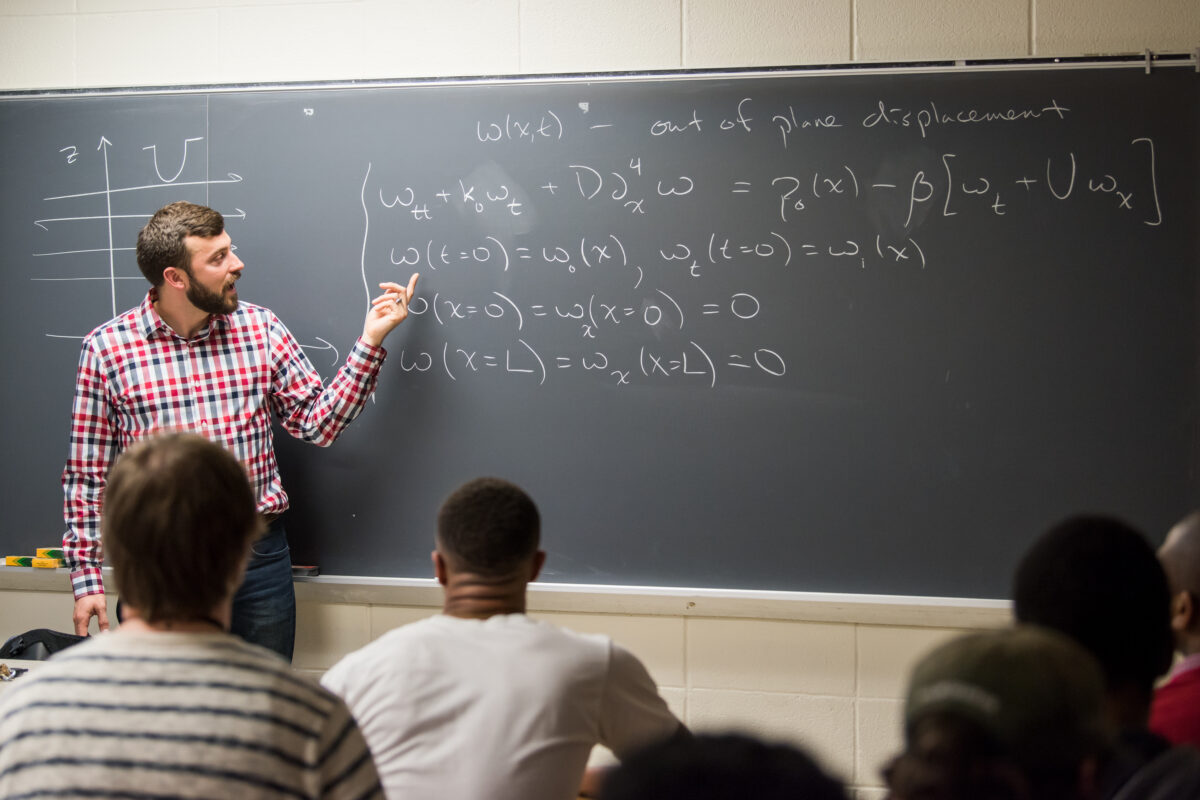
406;272;420;297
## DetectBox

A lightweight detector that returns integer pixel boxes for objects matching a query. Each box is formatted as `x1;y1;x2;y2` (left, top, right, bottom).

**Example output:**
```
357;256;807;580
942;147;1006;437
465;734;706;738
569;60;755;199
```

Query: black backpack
0;628;86;660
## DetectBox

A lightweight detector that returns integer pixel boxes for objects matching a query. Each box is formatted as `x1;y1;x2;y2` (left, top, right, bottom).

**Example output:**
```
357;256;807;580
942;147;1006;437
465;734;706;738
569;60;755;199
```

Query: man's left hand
361;273;419;347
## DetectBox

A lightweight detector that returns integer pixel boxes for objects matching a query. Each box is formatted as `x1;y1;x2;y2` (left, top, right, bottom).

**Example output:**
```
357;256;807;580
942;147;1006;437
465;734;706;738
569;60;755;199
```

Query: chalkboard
2;62;1198;599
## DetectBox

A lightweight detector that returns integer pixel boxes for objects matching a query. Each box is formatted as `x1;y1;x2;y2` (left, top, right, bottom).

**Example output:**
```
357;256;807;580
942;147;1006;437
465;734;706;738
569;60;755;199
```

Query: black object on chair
0;629;86;661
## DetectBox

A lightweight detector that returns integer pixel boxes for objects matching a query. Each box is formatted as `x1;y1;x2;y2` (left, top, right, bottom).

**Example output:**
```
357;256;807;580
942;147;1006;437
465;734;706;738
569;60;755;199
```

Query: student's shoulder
497;616;631;677
526;619;657;680
525;615;614;650
324;616;441;677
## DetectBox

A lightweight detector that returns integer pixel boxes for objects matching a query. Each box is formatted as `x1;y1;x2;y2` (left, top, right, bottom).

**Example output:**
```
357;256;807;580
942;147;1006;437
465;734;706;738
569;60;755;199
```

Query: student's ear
1171;590;1195;633
432;550;448;586
529;550;546;583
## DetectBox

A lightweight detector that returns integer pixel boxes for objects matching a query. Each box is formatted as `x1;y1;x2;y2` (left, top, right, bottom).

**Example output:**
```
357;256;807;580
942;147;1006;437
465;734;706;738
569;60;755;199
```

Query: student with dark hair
1150;510;1200;747
885;626;1114;800
599;732;847;800
1013;514;1200;799
62;200;419;659
322;477;686;800
0;433;382;798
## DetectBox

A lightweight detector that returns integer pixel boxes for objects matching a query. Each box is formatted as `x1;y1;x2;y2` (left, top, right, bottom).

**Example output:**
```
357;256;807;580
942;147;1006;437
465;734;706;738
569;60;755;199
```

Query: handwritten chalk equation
473;97;1073;147
407;288;763;338
381;230;926;280
398;339;784;388
362;85;1176;396
761;143;1161;227
372;156;687;220
370;147;1161;229
387;233;629;275
459;95;1159;228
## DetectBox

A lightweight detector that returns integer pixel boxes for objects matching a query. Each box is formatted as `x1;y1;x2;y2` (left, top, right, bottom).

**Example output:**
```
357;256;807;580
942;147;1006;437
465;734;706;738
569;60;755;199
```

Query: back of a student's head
103;433;261;624
1012;514;1173;701
888;626;1114;800
599;732;847;800
436;477;540;576
1159;510;1200;646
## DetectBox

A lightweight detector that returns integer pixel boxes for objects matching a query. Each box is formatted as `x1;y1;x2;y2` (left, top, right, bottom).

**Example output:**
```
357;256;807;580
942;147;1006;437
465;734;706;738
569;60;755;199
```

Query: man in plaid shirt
62;201;419;659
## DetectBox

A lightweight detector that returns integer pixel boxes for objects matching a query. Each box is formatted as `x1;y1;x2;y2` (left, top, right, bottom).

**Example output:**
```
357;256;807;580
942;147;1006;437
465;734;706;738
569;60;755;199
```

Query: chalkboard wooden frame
3;54;1197;600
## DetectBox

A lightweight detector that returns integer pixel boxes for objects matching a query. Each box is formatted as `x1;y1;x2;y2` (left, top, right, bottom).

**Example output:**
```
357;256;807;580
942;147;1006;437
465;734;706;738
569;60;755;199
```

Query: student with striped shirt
0;433;383;799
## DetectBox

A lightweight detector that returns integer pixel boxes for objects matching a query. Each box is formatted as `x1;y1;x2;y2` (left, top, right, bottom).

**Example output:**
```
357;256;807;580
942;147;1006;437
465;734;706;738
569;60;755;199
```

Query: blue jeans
230;517;296;662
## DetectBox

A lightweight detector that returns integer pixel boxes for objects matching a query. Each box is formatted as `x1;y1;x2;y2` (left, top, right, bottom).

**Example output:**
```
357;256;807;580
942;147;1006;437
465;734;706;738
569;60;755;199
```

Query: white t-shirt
321;613;681;800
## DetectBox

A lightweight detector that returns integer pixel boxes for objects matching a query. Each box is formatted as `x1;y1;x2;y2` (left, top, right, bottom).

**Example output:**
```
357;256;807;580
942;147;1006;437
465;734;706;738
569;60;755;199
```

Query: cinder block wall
2;1;1196;797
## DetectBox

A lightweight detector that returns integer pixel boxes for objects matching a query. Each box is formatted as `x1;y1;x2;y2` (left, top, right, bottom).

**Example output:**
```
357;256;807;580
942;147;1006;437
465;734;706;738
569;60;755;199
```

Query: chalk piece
31;557;63;569
36;548;64;559
291;565;320;577
5;556;33;567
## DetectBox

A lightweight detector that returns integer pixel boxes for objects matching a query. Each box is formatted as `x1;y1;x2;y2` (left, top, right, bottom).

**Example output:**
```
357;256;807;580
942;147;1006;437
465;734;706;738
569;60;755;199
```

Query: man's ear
162;266;188;291
432;550;448;586
529;550;546;583
1171;590;1195;633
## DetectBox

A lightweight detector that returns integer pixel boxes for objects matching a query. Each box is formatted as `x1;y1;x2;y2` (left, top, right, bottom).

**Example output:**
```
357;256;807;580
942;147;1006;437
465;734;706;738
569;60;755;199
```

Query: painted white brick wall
683;0;851;67
1036;0;1200;55
3;0;1196;90
855;0;1030;61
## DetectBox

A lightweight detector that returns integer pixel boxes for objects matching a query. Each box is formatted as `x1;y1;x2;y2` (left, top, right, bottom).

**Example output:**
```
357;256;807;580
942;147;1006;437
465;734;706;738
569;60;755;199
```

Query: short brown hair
436;477;540;576
102;433;261;623
136;201;224;286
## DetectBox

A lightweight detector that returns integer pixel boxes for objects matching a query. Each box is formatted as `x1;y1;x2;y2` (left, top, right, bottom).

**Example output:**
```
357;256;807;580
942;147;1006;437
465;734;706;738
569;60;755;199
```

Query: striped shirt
0;631;383;799
62;291;385;599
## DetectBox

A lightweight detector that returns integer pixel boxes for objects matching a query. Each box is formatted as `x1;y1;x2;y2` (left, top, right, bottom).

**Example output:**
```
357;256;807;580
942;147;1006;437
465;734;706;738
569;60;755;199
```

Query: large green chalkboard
2;60;1197;598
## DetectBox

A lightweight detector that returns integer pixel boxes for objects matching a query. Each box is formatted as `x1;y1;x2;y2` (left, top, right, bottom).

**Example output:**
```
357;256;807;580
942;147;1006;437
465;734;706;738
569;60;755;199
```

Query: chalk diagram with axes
31;135;338;365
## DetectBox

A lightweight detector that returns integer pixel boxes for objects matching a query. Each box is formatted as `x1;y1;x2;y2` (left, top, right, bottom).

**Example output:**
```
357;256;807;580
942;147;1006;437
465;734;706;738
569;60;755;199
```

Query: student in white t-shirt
322;477;687;800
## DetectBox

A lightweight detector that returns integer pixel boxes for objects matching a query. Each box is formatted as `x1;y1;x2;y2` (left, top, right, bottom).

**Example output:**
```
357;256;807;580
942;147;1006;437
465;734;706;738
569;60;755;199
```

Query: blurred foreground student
0;433;382;799
1014;514;1200;799
1152;510;1200;747
323;477;686;800
599;732;847;800
885;625;1113;800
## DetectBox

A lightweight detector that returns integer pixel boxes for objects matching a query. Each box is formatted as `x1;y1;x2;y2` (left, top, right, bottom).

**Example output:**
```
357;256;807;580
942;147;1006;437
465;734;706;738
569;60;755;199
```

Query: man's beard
186;277;238;314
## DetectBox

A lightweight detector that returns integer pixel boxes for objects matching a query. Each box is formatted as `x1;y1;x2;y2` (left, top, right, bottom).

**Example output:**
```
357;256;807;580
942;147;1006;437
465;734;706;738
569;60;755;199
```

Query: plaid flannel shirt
62;291;384;599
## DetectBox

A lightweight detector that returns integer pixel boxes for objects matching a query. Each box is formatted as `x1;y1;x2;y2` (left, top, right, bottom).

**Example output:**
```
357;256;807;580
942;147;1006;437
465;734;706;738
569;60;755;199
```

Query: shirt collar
139;287;230;341
137;289;165;339
1171;651;1200;679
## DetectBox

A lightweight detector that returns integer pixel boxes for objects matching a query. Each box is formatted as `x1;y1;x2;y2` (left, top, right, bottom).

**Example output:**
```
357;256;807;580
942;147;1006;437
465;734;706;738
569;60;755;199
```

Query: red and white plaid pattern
62;291;384;599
